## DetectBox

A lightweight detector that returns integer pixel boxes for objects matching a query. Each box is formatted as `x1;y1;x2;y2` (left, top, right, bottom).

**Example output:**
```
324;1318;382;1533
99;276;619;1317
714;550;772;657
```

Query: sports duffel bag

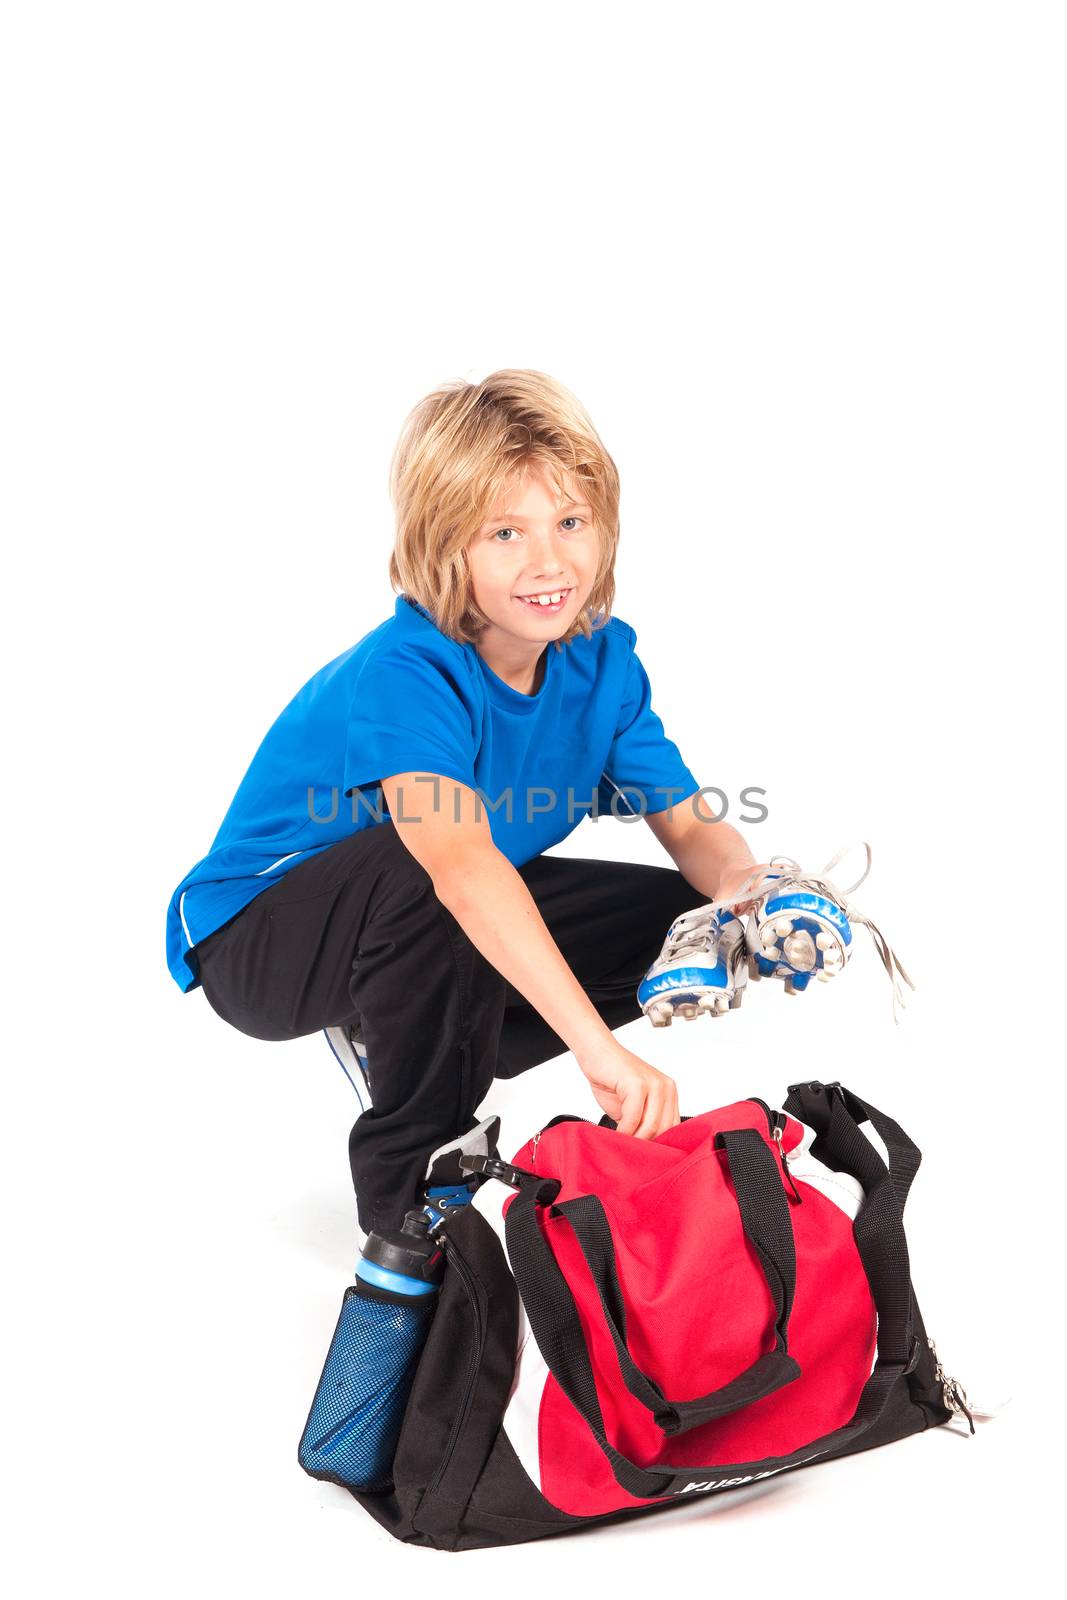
327;1079;971;1550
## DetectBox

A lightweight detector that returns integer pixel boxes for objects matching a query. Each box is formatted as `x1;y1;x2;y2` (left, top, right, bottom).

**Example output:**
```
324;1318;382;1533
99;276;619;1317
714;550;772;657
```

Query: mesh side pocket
298;1281;437;1491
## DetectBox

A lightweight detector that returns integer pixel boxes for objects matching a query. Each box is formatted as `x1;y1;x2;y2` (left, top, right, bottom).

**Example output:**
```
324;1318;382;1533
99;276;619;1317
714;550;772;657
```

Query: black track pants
194;821;707;1233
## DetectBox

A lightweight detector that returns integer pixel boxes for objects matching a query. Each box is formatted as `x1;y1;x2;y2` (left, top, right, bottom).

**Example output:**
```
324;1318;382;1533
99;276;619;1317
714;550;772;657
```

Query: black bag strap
782;1080;920;1373
545;1129;800;1435
503;1087;924;1499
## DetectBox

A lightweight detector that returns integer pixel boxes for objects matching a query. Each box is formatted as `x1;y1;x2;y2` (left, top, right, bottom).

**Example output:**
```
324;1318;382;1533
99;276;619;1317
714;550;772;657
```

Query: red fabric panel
506;1103;876;1518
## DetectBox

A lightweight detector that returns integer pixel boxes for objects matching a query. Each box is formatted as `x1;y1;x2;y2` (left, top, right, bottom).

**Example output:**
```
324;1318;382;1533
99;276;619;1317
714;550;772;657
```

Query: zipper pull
772;1118;803;1204
929;1339;976;1434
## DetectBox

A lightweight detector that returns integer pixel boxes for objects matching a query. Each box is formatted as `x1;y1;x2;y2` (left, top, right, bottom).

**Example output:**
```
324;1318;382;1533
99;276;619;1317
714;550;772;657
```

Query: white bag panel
470;1178;547;1492
779;1111;865;1220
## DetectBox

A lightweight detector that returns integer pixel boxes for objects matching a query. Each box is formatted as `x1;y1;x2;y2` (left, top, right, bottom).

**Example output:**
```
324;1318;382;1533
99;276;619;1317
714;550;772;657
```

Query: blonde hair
388;369;620;648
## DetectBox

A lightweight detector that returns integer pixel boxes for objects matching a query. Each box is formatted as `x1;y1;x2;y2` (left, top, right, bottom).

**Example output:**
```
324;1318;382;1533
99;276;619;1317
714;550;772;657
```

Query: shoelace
705;842;917;1024
659;905;734;964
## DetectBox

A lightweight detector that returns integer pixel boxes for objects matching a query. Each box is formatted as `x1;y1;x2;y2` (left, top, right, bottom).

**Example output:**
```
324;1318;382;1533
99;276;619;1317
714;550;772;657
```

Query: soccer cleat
637;905;749;1026
324;1021;372;1109
746;856;851;993
744;843;915;1020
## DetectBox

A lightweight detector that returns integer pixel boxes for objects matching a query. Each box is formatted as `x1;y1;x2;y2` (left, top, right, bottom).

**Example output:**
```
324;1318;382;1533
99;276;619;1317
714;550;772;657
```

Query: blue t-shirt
166;596;699;992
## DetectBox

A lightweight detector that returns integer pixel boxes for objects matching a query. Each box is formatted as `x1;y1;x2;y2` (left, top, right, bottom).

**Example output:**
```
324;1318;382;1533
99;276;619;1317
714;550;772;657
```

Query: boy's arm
645;790;772;909
379;772;679;1139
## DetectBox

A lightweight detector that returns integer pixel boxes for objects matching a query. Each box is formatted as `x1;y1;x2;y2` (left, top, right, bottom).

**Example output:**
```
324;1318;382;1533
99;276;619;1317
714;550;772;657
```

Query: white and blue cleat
637;904;749;1026
746;857;854;994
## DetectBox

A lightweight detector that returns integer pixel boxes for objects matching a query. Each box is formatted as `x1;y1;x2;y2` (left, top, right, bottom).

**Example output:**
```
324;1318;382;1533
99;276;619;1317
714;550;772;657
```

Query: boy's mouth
514;587;573;615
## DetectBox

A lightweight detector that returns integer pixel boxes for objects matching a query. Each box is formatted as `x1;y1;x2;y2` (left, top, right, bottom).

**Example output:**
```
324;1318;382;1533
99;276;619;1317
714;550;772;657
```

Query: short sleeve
600;634;699;816
342;641;478;798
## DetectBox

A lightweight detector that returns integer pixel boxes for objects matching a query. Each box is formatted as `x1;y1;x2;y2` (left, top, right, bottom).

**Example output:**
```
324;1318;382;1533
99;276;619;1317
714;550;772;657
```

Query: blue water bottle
298;1208;445;1491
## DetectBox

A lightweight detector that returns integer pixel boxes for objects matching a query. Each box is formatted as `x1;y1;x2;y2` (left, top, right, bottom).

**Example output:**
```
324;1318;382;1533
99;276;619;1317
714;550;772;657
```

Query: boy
166;369;771;1238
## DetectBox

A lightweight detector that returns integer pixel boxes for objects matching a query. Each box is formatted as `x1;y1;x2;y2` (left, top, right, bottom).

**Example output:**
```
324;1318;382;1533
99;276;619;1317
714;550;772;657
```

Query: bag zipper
746;1097;802;1203
928;1338;976;1434
746;1096;782;1137
421;1227;488;1501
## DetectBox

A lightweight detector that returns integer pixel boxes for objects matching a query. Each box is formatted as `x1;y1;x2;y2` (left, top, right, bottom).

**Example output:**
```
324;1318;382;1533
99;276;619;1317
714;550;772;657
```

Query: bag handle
504;1087;924;1499
782;1080;920;1373
546;1129;801;1435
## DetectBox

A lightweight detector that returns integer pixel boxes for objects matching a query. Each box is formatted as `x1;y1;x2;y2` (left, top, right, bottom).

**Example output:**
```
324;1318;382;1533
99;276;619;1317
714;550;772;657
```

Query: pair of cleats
637;842;914;1027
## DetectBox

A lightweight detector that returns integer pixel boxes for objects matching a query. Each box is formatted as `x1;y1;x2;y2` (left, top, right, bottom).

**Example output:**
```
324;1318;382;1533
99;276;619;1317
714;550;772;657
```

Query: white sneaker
324;1023;372;1109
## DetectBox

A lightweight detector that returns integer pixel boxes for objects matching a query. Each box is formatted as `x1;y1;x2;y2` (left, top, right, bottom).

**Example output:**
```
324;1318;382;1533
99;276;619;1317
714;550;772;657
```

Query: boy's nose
527;531;567;575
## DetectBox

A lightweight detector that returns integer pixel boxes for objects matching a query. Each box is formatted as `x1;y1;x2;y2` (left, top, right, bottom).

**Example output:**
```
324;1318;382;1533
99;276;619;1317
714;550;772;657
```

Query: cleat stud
774;919;794;937
816;931;835;951
783;931;817;972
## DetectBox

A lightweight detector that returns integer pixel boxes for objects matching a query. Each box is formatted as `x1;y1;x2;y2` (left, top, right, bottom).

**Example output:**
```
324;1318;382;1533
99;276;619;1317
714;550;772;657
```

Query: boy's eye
491;517;584;541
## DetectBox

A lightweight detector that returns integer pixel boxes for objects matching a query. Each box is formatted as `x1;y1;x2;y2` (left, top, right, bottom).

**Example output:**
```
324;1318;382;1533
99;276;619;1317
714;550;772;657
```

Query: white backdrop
4;3;1061;1594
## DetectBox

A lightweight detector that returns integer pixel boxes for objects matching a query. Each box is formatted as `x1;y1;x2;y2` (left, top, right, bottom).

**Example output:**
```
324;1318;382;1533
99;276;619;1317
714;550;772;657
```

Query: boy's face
465;466;599;650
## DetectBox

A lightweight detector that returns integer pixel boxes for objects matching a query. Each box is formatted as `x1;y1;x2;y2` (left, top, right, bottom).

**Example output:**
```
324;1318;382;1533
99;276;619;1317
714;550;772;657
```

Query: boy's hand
578;1038;680;1139
714;860;780;915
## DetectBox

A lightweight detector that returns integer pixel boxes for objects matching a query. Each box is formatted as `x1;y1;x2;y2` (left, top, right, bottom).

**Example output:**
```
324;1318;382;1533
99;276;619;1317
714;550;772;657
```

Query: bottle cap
362;1208;445;1283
